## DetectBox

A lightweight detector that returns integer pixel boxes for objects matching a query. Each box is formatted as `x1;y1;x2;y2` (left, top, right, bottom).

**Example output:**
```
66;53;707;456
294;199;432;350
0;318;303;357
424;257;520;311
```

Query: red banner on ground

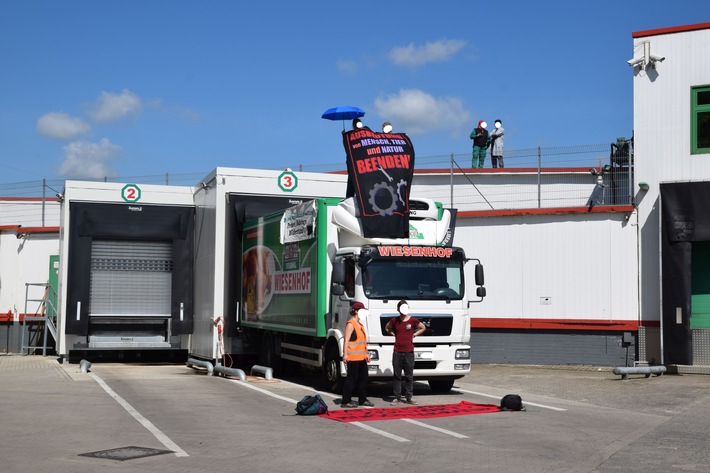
320;401;501;423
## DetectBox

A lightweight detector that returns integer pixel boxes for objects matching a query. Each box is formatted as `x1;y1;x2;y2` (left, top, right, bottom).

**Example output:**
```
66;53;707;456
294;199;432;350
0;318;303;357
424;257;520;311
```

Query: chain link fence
0;141;633;213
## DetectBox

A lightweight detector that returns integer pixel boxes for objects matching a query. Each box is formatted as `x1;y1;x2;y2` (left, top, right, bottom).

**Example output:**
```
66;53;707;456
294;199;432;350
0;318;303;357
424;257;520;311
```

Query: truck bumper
365;344;471;379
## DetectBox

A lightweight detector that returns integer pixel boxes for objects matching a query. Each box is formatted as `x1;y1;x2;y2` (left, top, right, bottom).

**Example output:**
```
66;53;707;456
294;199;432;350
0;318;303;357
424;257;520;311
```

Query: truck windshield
362;259;464;300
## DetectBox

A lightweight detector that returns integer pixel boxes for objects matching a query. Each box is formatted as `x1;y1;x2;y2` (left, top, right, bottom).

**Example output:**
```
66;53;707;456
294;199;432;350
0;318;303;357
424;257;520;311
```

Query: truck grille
379;314;453;336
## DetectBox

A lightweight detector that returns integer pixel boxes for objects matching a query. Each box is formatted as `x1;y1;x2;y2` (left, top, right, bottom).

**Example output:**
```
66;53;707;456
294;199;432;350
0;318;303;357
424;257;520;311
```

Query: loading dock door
89;240;173;318
691;241;710;329
64;202;194;340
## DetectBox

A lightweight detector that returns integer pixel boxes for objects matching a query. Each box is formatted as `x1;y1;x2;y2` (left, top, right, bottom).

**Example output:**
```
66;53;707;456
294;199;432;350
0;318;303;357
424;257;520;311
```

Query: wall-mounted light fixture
638;182;650;191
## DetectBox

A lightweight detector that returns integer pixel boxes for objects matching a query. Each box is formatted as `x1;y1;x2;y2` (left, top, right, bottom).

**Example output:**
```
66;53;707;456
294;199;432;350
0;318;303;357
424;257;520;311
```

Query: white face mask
495;122;501;129
399;304;409;315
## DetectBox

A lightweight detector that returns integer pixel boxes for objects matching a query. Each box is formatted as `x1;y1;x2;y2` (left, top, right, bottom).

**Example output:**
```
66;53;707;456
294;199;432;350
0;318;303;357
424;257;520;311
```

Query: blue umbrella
322;106;365;129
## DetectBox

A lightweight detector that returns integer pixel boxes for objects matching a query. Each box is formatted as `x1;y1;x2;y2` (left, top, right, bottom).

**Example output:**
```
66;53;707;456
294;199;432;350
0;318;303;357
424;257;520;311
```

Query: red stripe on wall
0;226;59;234
19;226;60;234
471;318;640;331
330;167;596;175
0;312;33;323
0;197;59;202
459;205;635;218
633;22;710;38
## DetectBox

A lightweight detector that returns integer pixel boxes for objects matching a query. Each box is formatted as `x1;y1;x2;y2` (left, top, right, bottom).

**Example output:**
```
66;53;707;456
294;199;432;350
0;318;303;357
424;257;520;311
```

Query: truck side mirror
474;263;485;286
332;260;345;284
331;284;345;296
476;287;486;298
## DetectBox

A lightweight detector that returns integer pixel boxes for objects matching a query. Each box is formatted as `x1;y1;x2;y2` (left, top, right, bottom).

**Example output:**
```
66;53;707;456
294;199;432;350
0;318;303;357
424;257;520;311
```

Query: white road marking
456;388;567;411
227;378;411;442
89;373;189;457
227;377;301;403
351;422;409;442
402;418;469;438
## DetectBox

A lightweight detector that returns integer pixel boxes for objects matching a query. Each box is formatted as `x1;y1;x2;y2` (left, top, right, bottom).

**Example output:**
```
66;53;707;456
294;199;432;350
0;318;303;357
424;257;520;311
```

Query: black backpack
295;395;329;415
499;394;524;411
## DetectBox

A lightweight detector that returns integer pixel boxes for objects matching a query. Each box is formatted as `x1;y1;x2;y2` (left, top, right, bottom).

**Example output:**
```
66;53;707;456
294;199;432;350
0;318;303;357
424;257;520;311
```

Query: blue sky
0;1;707;183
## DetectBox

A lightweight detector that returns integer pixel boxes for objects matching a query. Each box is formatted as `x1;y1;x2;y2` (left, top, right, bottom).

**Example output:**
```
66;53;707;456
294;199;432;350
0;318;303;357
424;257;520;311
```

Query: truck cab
327;197;485;393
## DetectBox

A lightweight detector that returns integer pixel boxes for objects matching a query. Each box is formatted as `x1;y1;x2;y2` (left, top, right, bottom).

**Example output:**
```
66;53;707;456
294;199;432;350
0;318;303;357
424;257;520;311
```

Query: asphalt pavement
2;354;710;473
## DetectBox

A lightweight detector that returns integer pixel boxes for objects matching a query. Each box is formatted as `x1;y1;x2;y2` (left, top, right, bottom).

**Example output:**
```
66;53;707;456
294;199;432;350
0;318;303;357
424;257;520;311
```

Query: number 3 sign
278;170;298;192
121;184;142;203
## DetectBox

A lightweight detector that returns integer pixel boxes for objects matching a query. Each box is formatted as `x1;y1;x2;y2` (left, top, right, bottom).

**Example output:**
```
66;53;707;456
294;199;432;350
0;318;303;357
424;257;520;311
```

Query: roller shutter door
89;240;173;318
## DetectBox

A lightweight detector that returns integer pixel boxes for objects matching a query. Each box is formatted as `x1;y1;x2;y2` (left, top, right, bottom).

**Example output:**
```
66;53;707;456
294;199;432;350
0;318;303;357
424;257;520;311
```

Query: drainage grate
79;446;173;461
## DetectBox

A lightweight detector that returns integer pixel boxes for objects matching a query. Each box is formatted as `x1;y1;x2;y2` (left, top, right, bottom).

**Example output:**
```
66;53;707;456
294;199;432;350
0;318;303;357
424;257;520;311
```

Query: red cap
351;301;366;311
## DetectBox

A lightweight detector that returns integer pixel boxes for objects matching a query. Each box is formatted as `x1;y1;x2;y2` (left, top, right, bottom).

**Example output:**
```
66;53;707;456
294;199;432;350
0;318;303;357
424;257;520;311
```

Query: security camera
627;57;644;67
650;55;665;63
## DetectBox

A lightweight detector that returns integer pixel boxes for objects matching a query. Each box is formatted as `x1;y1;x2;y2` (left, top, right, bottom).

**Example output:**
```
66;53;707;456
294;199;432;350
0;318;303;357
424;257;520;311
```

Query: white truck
238;196;485;392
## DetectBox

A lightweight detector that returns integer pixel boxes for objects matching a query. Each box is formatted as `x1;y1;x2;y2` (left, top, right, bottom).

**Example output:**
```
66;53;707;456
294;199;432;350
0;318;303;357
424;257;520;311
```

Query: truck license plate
415;352;433;359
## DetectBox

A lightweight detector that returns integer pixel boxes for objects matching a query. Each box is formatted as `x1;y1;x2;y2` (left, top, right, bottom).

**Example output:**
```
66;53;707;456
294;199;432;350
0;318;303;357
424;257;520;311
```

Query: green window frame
691;85;710;154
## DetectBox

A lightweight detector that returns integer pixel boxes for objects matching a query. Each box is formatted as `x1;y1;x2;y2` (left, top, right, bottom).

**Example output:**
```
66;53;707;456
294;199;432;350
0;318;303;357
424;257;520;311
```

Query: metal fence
0;141;634;212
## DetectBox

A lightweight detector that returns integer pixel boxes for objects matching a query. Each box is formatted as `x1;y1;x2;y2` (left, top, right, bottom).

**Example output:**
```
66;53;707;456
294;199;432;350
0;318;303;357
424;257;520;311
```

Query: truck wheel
428;379;455;393
324;344;344;394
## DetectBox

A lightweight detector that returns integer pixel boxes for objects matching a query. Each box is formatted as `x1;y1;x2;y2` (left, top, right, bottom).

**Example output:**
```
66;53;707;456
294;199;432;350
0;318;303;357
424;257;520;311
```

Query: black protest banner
343;126;415;238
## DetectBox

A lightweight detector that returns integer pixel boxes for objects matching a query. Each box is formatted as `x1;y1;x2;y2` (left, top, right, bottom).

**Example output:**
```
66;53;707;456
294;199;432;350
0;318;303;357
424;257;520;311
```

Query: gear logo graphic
368;182;398;216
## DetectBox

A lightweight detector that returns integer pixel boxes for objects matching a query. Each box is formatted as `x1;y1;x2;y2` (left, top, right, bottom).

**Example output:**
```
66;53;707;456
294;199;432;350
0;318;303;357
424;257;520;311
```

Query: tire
324;342;344;394
428;379;455;393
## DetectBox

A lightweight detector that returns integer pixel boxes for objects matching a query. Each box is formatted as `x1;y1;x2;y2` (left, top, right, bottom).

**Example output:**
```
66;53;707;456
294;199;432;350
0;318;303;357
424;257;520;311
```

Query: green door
691;242;710;328
48;255;59;319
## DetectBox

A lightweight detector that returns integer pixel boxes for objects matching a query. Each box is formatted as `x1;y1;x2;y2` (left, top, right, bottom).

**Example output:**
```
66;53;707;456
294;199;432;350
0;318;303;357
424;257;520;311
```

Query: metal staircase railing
21;282;58;356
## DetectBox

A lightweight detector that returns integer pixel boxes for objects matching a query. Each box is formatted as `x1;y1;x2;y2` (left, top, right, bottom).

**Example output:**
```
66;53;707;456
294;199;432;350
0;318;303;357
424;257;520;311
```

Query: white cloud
373;88;470;135
388;39;467;67
58;138;121;178
336;59;358;75
36;112;90;139
88;89;142;123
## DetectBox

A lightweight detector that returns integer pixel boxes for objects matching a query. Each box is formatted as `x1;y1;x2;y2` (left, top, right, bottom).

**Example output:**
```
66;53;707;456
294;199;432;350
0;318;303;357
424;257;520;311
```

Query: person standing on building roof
341;301;374;408
490;119;505;168
470;120;490;168
385;299;426;405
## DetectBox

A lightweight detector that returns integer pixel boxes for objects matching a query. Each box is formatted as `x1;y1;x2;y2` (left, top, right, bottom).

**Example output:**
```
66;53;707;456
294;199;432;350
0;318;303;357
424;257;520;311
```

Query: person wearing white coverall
490;119;505;168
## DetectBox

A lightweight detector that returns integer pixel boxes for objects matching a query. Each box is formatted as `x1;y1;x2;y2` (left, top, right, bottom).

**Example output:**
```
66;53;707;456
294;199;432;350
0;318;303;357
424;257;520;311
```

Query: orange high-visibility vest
346;318;368;361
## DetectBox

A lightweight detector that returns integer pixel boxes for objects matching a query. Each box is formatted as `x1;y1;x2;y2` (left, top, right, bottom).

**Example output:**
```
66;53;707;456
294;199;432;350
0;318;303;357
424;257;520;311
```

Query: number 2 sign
121;184;142;203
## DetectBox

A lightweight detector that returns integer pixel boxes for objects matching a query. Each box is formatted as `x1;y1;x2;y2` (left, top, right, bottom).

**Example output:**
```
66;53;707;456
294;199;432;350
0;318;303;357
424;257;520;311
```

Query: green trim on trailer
315;198;342;337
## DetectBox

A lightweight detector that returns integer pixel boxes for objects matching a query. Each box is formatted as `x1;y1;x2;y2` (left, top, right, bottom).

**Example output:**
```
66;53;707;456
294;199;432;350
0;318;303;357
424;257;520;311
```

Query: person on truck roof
341;301;374;408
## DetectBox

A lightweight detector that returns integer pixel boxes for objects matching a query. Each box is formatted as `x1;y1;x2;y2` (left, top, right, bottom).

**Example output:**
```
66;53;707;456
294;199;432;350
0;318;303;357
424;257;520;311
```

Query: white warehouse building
1;21;708;372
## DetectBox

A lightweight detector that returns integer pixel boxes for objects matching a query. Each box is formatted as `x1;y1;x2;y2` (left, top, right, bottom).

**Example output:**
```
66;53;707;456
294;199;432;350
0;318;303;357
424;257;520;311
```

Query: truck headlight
455;349;470;359
368;350;379;361
454;363;470;370
368;365;378;373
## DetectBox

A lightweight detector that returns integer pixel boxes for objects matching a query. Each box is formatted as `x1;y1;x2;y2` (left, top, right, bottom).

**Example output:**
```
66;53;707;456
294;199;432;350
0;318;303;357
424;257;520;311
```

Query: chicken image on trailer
237;196;485;393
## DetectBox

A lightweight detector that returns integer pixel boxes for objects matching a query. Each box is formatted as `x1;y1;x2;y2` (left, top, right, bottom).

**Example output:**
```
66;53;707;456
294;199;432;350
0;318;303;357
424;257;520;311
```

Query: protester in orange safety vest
341;301;374;408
